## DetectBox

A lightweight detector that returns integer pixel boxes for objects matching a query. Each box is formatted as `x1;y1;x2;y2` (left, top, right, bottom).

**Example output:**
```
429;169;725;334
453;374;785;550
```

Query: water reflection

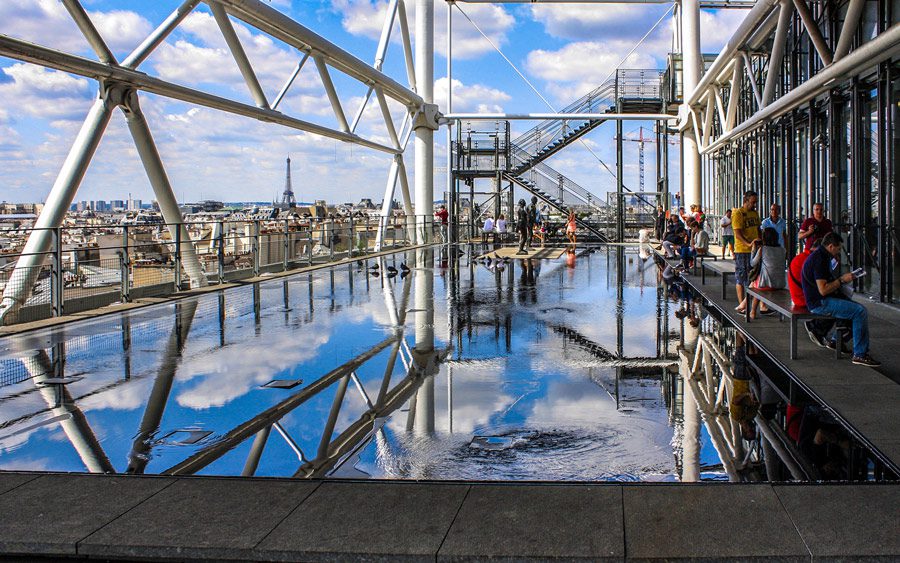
0;244;885;481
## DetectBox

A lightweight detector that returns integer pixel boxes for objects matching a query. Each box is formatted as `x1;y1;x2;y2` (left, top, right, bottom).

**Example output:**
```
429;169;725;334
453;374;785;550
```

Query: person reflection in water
518;259;537;304
730;332;760;441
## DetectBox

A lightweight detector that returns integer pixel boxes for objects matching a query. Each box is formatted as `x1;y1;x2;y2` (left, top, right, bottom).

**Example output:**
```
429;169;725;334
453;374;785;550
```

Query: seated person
679;220;709;268
481;215;494;243
800;232;879;367
495;214;507;241
788;239;845;347
662;217;688;259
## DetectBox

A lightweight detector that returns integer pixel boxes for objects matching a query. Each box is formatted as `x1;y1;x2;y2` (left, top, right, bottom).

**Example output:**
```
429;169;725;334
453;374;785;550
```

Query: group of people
726;191;878;367
659;204;709;269
506;197;578;255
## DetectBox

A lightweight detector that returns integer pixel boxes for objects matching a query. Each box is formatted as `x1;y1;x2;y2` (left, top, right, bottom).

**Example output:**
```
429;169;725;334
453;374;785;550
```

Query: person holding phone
800;232;880;367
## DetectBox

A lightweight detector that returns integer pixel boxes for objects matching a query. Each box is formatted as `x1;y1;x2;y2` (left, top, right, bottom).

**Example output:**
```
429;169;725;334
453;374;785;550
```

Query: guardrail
0;214;449;325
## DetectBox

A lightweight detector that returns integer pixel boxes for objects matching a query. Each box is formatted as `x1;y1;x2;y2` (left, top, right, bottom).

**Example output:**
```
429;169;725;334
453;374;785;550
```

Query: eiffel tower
279;156;296;209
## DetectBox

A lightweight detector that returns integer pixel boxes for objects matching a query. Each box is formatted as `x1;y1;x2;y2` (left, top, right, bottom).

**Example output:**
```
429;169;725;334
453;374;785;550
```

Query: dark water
0;246;731;480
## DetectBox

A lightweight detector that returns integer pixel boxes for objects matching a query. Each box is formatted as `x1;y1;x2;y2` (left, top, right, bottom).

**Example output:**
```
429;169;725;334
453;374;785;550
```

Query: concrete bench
745;287;845;360
700;260;736;300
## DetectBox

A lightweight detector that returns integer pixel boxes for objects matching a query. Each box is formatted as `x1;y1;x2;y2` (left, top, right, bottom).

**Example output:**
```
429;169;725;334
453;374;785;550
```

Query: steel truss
682;0;900;155
0;0;432;324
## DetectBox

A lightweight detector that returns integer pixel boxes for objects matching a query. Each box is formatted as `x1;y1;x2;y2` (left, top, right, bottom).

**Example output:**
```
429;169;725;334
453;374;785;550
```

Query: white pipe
443;112;675;120
272;53;309;111
414;0;434;245
792;0;833;65
214;0;423;108
741;51;763;108
834;0;866;60
703;18;900;153
122;91;208;288
209;1;270;109
0;95;113;322
376;87;400;149
763;0;794;107
61;0;116;64
124;0;201;68
0;36;400;155
349;0;400;131
313;54;350;132
681;0;702;209
686;0;781;107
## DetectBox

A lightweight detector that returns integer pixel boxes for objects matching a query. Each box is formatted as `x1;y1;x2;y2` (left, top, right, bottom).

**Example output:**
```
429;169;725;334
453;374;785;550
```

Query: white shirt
496;219;506;233
483;218;494;232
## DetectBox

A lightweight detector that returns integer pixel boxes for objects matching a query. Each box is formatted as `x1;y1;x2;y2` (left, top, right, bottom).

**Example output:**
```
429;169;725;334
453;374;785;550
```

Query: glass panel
891;75;900;301
859;87;881;296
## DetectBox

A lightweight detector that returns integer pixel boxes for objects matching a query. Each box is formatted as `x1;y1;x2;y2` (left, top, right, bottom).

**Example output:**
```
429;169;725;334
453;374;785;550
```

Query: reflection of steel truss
682;0;900;154
0;0;429;323
4;252;446;478
679;333;810;482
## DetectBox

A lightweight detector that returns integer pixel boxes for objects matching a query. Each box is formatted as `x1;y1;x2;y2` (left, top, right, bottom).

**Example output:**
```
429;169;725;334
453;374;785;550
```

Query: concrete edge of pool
0;471;897;561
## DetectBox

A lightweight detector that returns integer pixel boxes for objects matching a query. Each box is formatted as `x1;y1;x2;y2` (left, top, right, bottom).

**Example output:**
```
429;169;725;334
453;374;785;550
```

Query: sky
0;0;747;205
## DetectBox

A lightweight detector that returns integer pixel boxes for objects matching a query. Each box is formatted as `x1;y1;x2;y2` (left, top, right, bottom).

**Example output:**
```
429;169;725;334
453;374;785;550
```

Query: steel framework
0;0;431;324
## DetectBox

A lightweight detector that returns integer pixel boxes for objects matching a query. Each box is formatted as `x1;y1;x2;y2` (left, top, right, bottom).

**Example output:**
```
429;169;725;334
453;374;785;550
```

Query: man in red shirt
788;239;842;348
798;203;833;251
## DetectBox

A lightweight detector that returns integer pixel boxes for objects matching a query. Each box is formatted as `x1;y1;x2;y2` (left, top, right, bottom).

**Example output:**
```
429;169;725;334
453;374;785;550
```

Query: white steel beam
209;1;270;109
313;54;350;132
61;0;116;64
121;90;208;288
724;55;743;131
272;53;310;111
703;21;900;153
741;51;764;108
682;0;702;209
414;0;434;245
0;94;114;322
762;0;794;107
0;36;401;155
212;0;423;108
834;0;866;60
124;0;202;68
791;0;833;66
443;112;675;120
398;0;417;91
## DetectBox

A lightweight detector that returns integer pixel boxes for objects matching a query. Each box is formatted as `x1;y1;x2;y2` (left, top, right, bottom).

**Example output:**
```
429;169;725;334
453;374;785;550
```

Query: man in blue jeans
800;232;880;367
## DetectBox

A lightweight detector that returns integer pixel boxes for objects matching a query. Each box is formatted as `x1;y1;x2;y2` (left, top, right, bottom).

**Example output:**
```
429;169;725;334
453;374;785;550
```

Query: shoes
851;354;881;367
826;340;853;354
807;328;828;348
759;309;777;316
516;250;527;255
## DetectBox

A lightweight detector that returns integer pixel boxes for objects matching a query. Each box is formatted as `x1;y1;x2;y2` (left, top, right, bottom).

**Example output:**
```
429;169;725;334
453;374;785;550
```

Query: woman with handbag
740;227;786;318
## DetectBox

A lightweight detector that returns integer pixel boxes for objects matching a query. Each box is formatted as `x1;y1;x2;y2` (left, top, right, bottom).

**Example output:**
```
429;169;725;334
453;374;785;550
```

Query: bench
701;260;736;300
693;253;718;275
744;287;847;360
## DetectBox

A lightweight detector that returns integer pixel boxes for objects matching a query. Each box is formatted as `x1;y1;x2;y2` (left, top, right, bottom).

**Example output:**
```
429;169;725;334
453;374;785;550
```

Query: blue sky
0;1;745;205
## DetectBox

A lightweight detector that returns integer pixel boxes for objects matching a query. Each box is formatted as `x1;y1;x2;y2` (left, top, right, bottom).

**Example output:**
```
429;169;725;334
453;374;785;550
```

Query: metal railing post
51;227;64;318
174;222;183;290
348;213;355;257
121;225;130;303
252;219;260;277
283;218;290;271
329;219;335;261
307;230;313;265
217;220;225;284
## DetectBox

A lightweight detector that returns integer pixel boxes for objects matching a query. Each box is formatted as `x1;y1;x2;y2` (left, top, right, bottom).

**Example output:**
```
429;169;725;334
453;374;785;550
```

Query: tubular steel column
121;90;208;288
414;0;435;244
616;107;625;242
681;0;702;210
0;93;114;323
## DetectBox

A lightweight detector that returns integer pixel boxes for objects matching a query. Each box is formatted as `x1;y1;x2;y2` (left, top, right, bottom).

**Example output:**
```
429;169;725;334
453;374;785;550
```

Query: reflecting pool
0;245;730;480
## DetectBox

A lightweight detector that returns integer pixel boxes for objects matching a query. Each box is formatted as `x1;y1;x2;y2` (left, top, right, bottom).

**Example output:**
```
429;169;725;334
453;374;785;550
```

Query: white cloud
0;1;152;57
434;77;510;113
0;64;93;121
531;4;672;43
332;0;516;59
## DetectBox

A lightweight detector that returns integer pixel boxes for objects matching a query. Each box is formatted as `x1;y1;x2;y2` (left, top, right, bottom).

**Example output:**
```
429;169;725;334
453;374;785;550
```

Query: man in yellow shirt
731;190;761;312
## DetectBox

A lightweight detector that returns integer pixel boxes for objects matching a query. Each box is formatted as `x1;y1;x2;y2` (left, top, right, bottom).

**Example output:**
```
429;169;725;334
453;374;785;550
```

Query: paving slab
0;472;40;496
0;473;174;556
623;484;809;561
438;484;623;562
255;480;469;562
775;484;900;561
79;477;318;561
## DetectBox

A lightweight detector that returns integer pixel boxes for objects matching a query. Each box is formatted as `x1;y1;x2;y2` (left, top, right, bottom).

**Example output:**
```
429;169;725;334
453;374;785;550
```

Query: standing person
526;196;538;250
801;232;880;367
481;214;494;244
732;190;761;314
516;199;530;255
761;203;786;248
745;227;787;319
434;205;449;242
720;209;735;258
655;205;666;240
495;214;507;242
566;210;578;247
799;202;833;251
